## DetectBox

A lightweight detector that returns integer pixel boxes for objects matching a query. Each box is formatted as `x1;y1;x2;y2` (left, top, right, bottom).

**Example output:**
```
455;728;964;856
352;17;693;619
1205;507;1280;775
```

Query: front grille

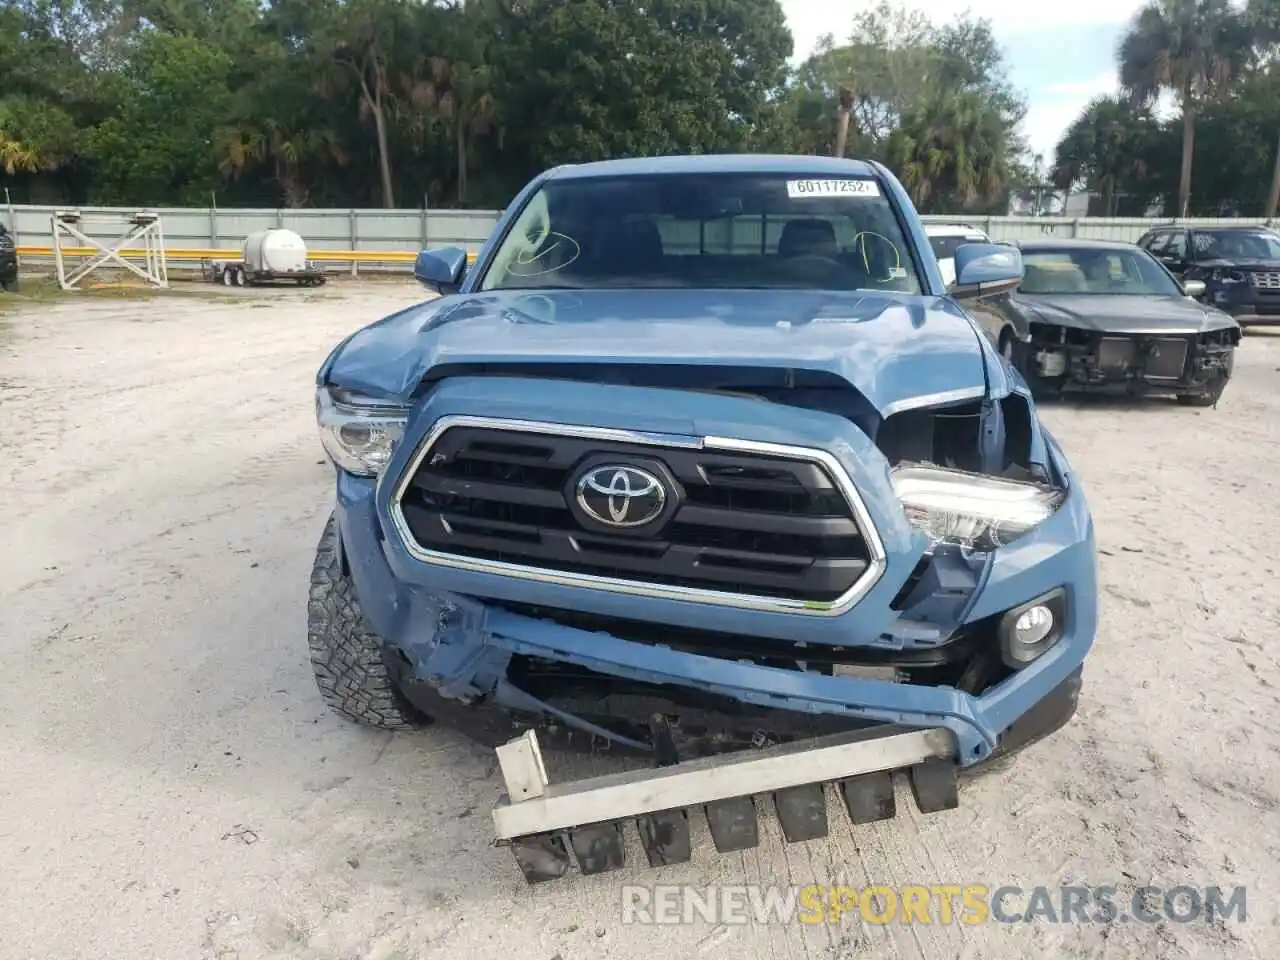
394;422;876;605
1250;271;1280;290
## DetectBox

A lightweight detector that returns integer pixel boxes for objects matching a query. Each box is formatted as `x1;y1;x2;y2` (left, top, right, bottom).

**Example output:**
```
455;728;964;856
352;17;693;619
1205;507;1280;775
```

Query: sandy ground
1;280;1278;960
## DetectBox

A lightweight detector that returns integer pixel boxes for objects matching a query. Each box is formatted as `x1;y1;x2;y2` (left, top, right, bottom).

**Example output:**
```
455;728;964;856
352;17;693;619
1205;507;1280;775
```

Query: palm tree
1248;0;1280;219
218;121;347;207
885;86;1009;211
1118;0;1251;217
1052;96;1157;215
833;86;855;158
399;54;497;205
0;133;41;176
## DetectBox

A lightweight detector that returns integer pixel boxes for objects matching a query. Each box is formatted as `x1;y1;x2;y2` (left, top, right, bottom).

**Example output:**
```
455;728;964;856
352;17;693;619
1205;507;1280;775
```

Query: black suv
1137;224;1280;327
0;223;16;292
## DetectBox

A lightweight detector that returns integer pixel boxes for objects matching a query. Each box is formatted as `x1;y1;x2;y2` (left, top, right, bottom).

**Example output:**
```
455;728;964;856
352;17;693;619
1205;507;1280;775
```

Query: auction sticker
786;179;881;198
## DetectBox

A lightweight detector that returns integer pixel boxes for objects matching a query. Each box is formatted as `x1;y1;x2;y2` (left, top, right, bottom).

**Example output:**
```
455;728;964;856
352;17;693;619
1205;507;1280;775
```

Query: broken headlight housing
1209;267;1247;284
891;464;1065;551
316;385;409;477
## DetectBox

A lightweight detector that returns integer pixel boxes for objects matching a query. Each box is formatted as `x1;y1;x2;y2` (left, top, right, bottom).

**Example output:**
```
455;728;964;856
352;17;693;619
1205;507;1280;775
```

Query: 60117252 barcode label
785;179;881;198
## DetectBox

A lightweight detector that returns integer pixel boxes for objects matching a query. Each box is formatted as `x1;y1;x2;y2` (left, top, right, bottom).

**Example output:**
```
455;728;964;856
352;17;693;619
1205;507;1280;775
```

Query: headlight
891;464;1065;551
1210;268;1247;283
315;385;409;477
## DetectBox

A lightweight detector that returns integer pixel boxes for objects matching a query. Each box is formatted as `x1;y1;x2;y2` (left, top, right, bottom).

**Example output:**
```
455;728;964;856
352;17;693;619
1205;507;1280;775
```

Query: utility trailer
202;227;327;287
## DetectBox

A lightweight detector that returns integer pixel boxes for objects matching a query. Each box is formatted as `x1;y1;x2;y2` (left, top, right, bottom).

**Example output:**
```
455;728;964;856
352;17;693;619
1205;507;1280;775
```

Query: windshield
1019;247;1183;297
1192;229;1280;261
477;173;923;294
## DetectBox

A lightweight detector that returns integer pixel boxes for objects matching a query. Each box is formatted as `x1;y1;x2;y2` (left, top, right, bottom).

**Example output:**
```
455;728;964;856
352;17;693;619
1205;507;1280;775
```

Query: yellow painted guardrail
16;245;479;264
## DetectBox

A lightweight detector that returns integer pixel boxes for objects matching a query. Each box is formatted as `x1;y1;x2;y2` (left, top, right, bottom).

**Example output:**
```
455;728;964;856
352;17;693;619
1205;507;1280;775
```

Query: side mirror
1182;279;1206;299
413;246;469;294
950;243;1024;300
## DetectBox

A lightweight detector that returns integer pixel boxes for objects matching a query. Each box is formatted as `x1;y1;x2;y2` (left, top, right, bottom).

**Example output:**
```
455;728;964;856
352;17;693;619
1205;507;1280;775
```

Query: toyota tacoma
308;155;1098;883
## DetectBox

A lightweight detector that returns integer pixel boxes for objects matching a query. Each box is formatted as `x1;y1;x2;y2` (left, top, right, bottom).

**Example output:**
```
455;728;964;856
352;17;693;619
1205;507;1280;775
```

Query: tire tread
307;514;422;729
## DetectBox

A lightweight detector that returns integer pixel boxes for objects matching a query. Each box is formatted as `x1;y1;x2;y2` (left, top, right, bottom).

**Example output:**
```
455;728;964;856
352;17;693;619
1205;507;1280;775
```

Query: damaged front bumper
333;376;1097;771
1026;323;1236;395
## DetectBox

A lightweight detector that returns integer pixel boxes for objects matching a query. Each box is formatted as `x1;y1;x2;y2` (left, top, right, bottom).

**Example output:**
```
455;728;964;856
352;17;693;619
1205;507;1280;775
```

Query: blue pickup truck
309;155;1098;883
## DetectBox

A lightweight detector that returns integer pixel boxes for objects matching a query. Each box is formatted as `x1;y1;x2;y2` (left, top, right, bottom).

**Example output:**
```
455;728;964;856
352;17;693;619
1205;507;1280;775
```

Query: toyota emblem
575;465;667;528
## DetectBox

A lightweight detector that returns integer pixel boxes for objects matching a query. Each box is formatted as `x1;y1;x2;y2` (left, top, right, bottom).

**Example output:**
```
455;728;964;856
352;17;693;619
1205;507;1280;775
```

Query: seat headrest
594;219;664;272
778;219;838;258
1020;262;1087;293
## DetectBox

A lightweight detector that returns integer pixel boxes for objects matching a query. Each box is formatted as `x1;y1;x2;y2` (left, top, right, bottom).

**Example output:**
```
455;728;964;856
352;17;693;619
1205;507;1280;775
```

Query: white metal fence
0;204;497;253
932;215;1277;243
3;202;1276;263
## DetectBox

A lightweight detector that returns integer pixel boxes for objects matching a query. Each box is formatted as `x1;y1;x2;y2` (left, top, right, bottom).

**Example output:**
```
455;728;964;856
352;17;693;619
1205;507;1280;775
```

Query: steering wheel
852;230;906;281
784;253;843;272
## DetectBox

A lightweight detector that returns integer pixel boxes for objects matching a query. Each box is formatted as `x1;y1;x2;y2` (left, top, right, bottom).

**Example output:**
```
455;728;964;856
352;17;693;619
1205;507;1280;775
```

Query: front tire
307;514;426;729
1177;350;1233;407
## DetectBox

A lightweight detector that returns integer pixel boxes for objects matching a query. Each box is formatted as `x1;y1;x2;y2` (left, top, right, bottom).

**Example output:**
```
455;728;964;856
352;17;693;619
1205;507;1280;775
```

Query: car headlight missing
891;463;1065;551
316;385;409;477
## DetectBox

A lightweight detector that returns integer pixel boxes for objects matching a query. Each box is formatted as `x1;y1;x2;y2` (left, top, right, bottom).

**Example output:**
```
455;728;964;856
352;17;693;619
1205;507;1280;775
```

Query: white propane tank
242;228;308;275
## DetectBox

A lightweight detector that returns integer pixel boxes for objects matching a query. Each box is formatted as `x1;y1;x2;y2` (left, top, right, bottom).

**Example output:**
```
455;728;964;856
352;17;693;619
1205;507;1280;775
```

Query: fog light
999;588;1066;669
1013;606;1054;646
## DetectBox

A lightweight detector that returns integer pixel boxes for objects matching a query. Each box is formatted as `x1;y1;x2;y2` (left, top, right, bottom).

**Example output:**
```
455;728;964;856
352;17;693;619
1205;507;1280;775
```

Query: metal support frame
492;725;955;841
52;210;169;290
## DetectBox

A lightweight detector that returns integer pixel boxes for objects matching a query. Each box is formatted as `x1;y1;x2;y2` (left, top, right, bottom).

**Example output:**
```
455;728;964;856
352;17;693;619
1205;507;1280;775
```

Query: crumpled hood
323;288;991;416
1020;293;1236;334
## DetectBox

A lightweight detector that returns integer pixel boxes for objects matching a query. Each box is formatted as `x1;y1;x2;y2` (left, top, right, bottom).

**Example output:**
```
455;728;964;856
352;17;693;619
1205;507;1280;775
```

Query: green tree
85;31;236;204
1246;0;1280;217
317;0;418;207
885;85;1012;213
1118;0;1252;217
1051;96;1162;214
786;3;1022;211
0;0;1054;212
490;0;791;174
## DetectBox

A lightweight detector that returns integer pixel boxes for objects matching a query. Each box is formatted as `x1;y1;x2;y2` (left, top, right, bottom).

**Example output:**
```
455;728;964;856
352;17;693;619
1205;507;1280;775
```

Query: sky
778;0;1154;165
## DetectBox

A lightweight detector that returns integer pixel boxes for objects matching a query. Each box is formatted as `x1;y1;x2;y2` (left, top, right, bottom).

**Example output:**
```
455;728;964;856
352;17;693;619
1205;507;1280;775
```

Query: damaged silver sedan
965;238;1240;406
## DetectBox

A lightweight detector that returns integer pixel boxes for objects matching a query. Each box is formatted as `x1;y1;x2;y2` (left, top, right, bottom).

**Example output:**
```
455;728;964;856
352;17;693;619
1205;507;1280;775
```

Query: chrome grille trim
387;415;889;617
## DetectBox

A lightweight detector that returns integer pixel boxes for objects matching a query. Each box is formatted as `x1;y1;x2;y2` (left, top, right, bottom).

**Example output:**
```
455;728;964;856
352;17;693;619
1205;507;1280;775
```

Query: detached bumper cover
336;376;1097;769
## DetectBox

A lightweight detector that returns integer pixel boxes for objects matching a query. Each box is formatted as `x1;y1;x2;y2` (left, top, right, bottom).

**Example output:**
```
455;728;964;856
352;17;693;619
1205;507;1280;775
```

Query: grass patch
0;273;234;308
